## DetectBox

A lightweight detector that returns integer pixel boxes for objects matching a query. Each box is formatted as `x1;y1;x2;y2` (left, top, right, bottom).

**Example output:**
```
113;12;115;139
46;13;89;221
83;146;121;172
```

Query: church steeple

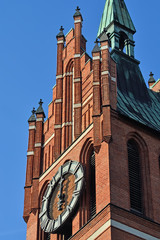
98;0;136;57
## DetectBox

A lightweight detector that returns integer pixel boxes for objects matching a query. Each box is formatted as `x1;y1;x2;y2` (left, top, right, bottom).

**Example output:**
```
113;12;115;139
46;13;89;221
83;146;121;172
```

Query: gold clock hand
58;177;65;211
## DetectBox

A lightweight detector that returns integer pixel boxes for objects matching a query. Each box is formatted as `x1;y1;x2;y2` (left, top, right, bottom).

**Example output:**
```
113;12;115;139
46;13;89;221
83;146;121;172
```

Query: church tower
23;1;160;239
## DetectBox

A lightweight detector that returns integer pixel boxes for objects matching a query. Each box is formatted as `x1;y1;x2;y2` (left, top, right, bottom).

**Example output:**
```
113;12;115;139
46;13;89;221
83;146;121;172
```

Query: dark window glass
89;150;96;218
127;140;142;213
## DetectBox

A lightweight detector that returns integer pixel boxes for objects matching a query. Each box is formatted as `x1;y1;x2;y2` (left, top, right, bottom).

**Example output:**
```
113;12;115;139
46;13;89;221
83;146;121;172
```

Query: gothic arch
79;138;96;226
63;60;74;149
126;132;153;219
119;31;128;52
38;181;50;240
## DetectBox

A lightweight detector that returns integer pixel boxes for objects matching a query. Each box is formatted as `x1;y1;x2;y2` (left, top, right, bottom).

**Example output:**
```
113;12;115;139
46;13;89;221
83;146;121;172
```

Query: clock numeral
48;178;55;188
46;220;55;233
75;175;83;184
42;195;49;202
67;205;72;212
39;209;47;219
73;163;80;175
41;216;49;231
58;215;62;227
67;161;72;172
73;190;80;197
59;166;63;178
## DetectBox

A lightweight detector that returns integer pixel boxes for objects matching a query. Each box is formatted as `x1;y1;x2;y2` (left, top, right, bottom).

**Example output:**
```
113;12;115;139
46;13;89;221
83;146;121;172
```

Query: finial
76;6;80;12
36;99;46;117
94;38;99;44
39;99;43;106
60;26;64;32
32;107;36;114
56;26;65;39
92;39;100;54
73;6;82;19
28;107;36;123
148;72;155;84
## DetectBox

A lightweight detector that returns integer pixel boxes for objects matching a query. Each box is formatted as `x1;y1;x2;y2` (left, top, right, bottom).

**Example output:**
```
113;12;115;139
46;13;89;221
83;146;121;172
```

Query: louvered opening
127;140;142;213
89;150;96;218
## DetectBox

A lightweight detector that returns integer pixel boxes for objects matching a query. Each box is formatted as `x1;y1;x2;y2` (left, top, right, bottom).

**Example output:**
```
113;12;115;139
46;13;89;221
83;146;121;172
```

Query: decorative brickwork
23;2;160;240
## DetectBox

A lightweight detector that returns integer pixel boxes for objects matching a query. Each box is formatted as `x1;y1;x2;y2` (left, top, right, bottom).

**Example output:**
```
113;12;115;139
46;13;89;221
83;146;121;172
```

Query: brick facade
23;5;160;240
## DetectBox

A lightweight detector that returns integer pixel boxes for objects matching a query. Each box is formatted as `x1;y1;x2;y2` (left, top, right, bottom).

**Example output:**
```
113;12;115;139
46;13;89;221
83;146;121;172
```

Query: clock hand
58;177;65;211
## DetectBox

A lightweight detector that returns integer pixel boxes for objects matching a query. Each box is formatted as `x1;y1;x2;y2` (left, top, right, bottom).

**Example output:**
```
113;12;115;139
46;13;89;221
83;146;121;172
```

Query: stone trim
29;125;36;130
36;118;43;122
87;219;159;240
54;125;62;129
101;45;109;50
35;143;42;147
57;40;64;44
63;72;73;77
74;19;82;24
62;122;73;127
93;82;100;86
56;75;63;79
111;77;116;82
39;123;93;181
74;103;82;108
27;151;34;156
43;133;55;148
101;70;110;76
55;99;63;103
93;56;100;60
74;54;81;58
82;94;93;107
74;78;81;83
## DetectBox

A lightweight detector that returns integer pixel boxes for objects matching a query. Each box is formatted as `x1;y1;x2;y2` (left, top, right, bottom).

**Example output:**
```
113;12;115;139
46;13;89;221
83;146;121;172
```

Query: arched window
119;31;128;53
127;140;142;213
89;150;96;218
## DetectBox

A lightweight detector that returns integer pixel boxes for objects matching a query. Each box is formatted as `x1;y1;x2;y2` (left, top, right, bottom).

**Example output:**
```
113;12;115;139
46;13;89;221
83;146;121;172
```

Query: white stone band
74;54;81;58
29;125;36;130
93;82;100;86
74;19;82;24
35;143;42;147
27;151;34;156
62;122;73;127
82;93;93;107
43;133;55;148
101;70;110;76
87;219;159;240
101;45;109;50
93;56;100;60
111;77;116;82
54;125;62;129
36;118;43;122
57;40;64;44
74;103;82;108
55;99;63;103
74;78;81;83
56;75;63;79
63;72;73;77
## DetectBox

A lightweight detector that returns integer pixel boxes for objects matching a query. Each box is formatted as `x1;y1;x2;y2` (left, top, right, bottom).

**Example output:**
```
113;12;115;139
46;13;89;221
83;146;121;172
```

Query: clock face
39;161;84;233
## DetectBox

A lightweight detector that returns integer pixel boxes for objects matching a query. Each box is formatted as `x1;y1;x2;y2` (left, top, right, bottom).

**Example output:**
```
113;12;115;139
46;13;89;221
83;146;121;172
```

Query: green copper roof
98;0;136;37
111;51;160;133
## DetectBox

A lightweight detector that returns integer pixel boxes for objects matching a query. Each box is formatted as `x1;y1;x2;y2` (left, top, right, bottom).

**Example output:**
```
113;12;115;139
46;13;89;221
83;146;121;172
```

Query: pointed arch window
127;140;143;213
89;150;96;218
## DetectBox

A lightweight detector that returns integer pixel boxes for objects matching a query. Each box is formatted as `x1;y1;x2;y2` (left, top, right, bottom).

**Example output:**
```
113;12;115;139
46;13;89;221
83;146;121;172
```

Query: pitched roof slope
98;0;136;37
111;51;160;132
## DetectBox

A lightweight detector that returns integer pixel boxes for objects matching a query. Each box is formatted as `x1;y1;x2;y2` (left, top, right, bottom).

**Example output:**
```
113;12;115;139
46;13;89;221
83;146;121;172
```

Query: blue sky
0;1;159;239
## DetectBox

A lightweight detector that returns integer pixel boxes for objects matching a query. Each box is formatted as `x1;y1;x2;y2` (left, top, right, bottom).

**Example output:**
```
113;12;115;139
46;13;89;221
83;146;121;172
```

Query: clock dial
39;161;84;233
49;173;75;220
